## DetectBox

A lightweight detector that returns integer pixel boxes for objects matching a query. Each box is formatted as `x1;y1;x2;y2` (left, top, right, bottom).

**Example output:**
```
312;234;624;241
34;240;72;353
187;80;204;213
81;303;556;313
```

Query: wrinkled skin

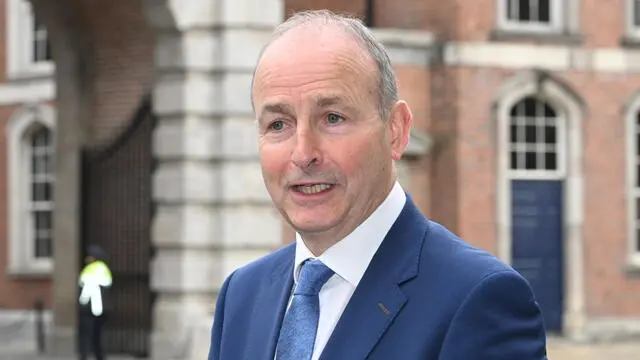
252;25;413;255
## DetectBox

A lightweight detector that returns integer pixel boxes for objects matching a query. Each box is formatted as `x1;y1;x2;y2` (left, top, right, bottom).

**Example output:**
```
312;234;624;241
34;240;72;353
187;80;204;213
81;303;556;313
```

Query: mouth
292;183;334;195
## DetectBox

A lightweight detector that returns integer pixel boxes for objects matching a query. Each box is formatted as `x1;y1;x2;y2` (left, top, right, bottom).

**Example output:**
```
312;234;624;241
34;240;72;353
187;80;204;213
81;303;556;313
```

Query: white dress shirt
286;181;406;360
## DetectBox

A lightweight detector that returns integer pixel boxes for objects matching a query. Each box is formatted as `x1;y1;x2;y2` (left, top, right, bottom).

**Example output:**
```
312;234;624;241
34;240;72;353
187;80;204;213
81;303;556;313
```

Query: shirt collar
294;181;407;287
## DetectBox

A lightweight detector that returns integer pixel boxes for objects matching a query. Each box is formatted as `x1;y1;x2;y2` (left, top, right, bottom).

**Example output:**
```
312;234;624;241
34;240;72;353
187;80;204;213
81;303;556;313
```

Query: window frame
6;0;54;80
7;104;56;275
626;99;640;266
627;0;640;39
497;0;565;34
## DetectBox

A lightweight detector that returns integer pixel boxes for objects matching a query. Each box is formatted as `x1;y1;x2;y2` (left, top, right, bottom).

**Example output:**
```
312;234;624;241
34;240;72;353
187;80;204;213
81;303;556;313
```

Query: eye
327;113;344;124
268;120;285;131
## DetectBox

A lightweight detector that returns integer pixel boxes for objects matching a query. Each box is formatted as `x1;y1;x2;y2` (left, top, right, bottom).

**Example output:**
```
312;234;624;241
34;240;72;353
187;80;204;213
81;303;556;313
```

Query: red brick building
0;0;639;357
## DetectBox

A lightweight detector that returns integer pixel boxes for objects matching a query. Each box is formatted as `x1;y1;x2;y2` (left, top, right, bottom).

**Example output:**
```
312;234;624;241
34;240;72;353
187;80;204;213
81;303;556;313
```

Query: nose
291;128;321;169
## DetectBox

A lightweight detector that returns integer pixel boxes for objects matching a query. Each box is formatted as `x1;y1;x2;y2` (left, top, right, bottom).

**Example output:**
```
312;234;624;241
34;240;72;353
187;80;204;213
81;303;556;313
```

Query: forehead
252;25;377;107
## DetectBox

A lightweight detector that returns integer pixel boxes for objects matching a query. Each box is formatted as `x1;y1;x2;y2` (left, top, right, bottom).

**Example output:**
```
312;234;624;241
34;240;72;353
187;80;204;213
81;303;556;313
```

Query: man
209;10;547;360
78;245;112;360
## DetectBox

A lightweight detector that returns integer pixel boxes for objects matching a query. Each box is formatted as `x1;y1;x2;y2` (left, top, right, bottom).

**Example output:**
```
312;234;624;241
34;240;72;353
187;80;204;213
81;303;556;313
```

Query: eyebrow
257;95;352;121
259;103;295;120
315;95;346;108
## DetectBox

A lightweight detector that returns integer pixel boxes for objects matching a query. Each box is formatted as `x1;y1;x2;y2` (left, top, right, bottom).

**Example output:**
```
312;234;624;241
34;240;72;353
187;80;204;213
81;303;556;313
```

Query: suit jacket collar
319;194;428;359
251;194;428;360
246;246;294;360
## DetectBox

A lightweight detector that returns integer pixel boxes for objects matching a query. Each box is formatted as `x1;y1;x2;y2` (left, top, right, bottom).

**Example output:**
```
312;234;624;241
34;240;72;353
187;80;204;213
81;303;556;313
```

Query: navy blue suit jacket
209;196;548;359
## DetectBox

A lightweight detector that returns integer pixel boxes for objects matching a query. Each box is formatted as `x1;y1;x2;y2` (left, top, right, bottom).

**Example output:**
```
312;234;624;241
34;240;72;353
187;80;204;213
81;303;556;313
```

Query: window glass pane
525;125;536;143
35;210;51;230
32;155;47;175
33;210;52;258
32;182;51;202
635;0;640;27
524;97;537;114
31;127;50;147
32;36;39;62
539;0;550;22
35;235;51;258
636;197;640;221
510;125;519;143
637;228;640;253
510;151;519;169
544;102;556;117
525;151;537;169
32;12;52;63
45;155;52;173
544;152;557;170
510;99;522;116
545;125;557;144
518;0;530;21
45;38;52;61
507;0;515;20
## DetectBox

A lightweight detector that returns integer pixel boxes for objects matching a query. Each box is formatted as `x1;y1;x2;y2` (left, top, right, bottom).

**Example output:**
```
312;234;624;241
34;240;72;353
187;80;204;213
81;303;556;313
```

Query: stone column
144;1;284;358
30;0;94;355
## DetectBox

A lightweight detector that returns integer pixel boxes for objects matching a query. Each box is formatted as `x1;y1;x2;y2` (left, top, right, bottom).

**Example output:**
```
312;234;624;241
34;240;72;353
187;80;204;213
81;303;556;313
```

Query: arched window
7;104;55;274
27;125;54;259
508;96;563;175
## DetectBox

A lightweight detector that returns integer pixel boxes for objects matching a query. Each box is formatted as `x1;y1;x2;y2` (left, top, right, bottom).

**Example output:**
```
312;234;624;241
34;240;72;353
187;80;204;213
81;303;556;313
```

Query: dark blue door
511;180;563;332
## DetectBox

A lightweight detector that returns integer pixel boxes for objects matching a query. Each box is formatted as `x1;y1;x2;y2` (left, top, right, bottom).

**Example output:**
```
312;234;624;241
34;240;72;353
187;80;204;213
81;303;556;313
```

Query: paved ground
2;339;640;359
547;339;640;359
0;346;140;360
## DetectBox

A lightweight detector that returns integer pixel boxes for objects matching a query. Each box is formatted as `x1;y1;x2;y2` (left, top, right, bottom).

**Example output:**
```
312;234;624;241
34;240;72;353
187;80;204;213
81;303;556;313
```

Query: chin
288;216;338;234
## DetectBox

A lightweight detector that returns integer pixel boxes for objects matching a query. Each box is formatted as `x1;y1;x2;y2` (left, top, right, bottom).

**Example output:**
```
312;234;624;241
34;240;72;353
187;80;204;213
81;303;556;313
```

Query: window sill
7;264;53;279
6;64;55;83
490;29;584;46
620;35;640;48
622;259;640;276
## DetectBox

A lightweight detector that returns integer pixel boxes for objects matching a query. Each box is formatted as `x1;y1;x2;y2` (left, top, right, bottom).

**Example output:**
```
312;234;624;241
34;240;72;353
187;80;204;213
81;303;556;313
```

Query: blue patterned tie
276;259;335;360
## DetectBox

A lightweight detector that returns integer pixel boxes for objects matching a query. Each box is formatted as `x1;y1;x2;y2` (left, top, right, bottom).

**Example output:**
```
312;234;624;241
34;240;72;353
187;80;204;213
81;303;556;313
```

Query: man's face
253;26;410;245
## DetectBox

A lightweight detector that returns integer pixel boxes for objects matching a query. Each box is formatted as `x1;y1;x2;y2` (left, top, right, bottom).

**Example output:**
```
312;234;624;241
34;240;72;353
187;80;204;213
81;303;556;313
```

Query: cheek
259;144;289;183
329;138;381;178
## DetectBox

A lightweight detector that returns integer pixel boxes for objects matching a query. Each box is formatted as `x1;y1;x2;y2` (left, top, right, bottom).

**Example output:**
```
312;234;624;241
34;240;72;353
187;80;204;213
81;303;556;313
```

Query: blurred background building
0;0;639;359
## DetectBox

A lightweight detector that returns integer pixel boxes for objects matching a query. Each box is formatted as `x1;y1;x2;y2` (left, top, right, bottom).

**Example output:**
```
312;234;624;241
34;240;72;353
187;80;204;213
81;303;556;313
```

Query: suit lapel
246;247;294;360
319;197;428;360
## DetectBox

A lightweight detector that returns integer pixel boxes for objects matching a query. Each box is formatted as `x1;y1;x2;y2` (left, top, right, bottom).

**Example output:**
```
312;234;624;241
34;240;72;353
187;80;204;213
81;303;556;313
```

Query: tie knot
295;259;334;296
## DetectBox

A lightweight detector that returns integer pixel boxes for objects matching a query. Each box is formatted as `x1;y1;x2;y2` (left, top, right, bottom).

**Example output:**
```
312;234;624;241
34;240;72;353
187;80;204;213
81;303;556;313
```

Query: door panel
511;180;564;332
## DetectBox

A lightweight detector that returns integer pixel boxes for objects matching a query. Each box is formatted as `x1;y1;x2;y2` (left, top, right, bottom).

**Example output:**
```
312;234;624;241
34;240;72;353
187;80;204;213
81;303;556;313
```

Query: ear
388;100;413;161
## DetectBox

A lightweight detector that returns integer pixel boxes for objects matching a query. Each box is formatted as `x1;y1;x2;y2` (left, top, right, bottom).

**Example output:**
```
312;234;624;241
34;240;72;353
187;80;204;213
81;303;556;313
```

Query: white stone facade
144;0;284;358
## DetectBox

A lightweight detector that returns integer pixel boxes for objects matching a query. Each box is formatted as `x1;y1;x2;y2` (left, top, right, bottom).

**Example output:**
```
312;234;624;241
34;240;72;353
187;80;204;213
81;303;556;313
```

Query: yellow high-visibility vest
78;260;113;316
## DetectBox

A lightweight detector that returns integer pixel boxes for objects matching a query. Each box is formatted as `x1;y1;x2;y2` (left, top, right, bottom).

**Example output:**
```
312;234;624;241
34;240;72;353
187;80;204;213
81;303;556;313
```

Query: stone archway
30;0;286;358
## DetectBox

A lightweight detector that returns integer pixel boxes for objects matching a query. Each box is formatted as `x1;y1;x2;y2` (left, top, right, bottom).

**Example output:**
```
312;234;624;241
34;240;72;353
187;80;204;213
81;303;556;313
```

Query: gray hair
252;10;399;121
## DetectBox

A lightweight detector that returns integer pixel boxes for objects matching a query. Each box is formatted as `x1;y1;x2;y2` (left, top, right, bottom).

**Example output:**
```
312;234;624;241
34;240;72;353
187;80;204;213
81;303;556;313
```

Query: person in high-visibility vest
78;245;112;360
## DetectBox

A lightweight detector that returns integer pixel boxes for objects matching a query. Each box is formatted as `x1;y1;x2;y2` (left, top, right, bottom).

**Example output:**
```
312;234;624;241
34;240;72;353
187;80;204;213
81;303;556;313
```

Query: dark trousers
79;313;106;360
